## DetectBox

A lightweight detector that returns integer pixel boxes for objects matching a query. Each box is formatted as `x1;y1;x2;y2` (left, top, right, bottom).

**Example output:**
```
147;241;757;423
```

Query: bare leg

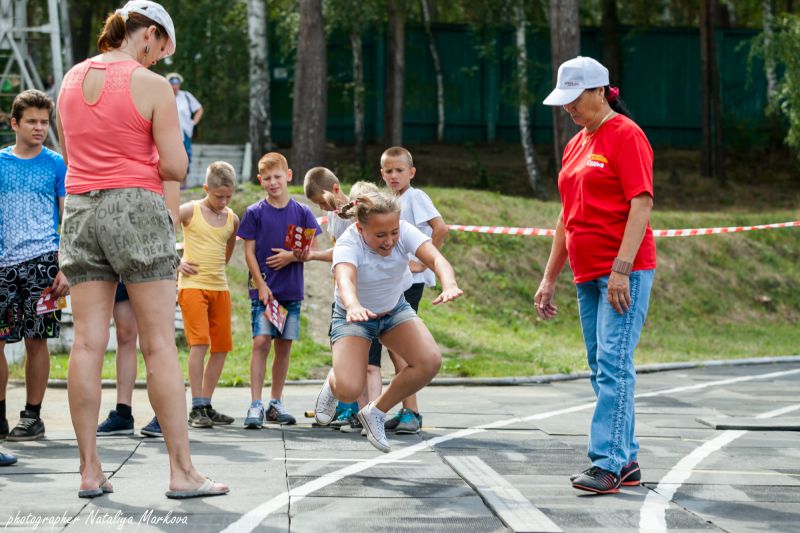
269;339;292;400
112;300;138;406
188;344;209;399
388;351;419;412
201;352;227;399
67;281;115;491
126;280;226;493
373;320;441;414
23;338;49;406
249;335;271;402
366;366;382;403
329;337;370;404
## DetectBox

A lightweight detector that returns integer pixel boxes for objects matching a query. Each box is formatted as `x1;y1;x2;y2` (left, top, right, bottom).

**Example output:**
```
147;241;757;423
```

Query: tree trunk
420;0;445;142
515;2;543;196
600;0;622;86
548;0;580;174
709;0;726;184
762;0;778;106
384;0;405;146
699;0;712;177
292;0;327;180
248;0;272;182
351;31;366;171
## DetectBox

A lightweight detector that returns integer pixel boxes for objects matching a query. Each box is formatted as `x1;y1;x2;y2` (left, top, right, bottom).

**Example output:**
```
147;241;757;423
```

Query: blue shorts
251;299;301;340
329;297;418;345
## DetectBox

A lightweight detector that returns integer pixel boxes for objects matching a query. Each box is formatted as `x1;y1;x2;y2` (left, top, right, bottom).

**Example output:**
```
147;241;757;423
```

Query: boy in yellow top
177;161;240;428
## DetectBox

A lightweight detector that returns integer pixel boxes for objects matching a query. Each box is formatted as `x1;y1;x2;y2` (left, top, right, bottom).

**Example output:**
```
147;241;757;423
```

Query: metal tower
1;0;72;144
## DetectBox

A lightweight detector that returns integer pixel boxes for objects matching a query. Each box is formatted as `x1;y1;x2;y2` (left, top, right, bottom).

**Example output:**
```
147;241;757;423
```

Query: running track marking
639;402;800;533
222;366;800;533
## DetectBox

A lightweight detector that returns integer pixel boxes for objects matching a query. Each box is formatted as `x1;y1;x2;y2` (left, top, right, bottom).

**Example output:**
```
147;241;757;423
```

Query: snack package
36;289;66;315
264;300;288;334
284;225;316;253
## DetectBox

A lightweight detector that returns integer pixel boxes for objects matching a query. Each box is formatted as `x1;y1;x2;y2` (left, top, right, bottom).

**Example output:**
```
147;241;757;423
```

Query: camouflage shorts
59;188;180;286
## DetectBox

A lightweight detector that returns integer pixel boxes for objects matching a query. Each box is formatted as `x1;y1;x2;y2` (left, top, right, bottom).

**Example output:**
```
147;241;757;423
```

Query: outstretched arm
413;241;463;305
334;263;376;322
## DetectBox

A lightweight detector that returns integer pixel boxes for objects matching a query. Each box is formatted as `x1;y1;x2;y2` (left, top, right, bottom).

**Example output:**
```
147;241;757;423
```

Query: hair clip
608;86;620;103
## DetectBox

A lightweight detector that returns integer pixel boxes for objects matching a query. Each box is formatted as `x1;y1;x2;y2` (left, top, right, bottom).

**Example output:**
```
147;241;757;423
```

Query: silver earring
144;45;150;55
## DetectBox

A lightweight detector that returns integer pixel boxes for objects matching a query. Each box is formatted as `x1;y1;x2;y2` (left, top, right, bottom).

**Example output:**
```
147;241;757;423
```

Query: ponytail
604;86;632;118
97;11;167;53
337;191;399;224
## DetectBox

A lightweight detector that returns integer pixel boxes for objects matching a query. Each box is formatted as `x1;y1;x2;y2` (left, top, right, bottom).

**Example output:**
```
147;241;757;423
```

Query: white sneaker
357;402;390;453
314;370;338;425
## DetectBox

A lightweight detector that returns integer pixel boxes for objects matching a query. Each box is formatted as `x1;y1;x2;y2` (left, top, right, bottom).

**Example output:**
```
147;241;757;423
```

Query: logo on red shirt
586;153;608;169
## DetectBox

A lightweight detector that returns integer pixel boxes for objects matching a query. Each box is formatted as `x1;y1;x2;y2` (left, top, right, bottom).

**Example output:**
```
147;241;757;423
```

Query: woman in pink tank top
55;1;228;500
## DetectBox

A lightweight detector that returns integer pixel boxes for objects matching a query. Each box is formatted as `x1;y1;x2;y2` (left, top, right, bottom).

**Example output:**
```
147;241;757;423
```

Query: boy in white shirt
369;146;448;434
312;191;462;453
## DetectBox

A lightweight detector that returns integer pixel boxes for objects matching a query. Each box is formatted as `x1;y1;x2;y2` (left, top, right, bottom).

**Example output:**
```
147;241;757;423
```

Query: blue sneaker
395;409;421;434
330;407;354;429
140;416;162;437
266;400;296;425
97;410;134;436
0;451;17;466
244;404;265;429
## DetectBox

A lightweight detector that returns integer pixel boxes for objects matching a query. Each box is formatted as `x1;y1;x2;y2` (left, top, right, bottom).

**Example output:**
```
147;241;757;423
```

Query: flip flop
78;478;114;499
165;478;229;499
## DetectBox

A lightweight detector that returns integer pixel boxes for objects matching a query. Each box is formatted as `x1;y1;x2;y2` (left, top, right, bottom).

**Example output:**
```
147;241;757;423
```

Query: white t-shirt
327;212;354;242
176;90;202;138
332;220;431;314
399;187;441;287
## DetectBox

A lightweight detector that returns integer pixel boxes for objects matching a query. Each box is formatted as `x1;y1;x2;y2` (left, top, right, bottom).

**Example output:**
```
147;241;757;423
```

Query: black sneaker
206;407;234;425
570;466;592;483
620;461;641;486
0;418;8;440
7;410;45;441
188;406;214;428
571;466;621;494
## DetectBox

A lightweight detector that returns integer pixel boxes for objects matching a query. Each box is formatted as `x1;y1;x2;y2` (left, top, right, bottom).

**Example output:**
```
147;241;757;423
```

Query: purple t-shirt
237;198;322;301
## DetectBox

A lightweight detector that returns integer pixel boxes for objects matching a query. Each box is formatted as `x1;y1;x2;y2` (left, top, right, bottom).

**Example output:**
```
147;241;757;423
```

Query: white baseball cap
543;56;609;106
116;1;176;58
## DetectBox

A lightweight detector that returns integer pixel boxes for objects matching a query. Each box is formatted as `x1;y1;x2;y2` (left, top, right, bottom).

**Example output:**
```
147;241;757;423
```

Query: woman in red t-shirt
536;57;656;495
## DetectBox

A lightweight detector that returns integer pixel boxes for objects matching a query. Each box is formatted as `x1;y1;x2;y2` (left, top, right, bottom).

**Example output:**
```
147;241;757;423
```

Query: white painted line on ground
273;458;422;463
223;366;800;533
445;455;563;533
638;402;800;533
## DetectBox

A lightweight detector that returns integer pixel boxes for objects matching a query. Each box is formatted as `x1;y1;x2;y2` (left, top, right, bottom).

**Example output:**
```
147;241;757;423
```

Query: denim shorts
251;299;301;340
329;297;418;346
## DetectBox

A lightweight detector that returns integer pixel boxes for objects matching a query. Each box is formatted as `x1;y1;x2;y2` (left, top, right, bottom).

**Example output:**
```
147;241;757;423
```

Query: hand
408;260;427;273
346;304;377;323
50;271;69;298
293;248;312;262
607;271;631;314
266;248;297;271
534;280;558;320
432;286;463;305
258;283;274;305
177;260;199;276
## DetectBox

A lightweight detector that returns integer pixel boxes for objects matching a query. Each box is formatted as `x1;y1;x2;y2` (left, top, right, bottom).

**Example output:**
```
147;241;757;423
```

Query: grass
10;179;800;383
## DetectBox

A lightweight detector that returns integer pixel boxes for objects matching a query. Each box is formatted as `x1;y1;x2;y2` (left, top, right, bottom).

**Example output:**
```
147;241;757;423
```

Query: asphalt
1;361;799;532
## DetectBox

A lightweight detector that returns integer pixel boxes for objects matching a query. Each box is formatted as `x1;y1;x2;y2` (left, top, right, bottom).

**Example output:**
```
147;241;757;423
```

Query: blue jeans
576;269;654;474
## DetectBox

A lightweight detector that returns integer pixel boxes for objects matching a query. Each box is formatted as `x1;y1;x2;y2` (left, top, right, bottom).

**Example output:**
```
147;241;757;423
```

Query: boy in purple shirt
238;152;321;428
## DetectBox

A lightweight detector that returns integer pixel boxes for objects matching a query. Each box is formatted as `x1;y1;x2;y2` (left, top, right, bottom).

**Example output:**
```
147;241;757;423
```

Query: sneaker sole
266;418;296;426
394;427;420;435
356;411;390;453
189;422;214;428
340;426;362;433
6;433;44;442
210;420;234;425
96;429;134;436
140;431;163;438
571;482;620;494
243;421;263;429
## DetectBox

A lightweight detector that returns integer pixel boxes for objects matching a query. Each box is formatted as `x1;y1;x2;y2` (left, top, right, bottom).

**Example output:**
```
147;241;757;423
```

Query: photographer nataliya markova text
4;509;189;530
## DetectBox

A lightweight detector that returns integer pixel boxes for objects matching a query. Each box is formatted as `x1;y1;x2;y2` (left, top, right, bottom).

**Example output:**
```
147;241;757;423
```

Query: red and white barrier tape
179;218;798;249
319;216;799;238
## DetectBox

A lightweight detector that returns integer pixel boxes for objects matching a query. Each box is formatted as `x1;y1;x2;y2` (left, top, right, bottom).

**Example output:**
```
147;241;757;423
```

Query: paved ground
1;361;798;532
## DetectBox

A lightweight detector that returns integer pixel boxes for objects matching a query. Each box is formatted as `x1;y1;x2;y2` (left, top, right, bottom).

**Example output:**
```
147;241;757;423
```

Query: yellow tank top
178;202;234;291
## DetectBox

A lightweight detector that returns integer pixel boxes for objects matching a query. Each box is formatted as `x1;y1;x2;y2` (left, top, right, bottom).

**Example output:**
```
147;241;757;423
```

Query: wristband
611;258;632;276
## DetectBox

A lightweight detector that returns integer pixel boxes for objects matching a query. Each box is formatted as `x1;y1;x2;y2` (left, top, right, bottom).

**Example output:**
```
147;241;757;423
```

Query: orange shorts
177;288;232;352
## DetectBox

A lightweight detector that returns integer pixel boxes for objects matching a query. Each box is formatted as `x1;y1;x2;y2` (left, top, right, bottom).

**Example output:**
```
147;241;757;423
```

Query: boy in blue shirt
0;90;68;447
238;152;321;427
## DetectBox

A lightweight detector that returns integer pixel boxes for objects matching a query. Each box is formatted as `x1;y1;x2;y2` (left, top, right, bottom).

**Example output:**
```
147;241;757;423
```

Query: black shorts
368;283;425;367
0;252;61;343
